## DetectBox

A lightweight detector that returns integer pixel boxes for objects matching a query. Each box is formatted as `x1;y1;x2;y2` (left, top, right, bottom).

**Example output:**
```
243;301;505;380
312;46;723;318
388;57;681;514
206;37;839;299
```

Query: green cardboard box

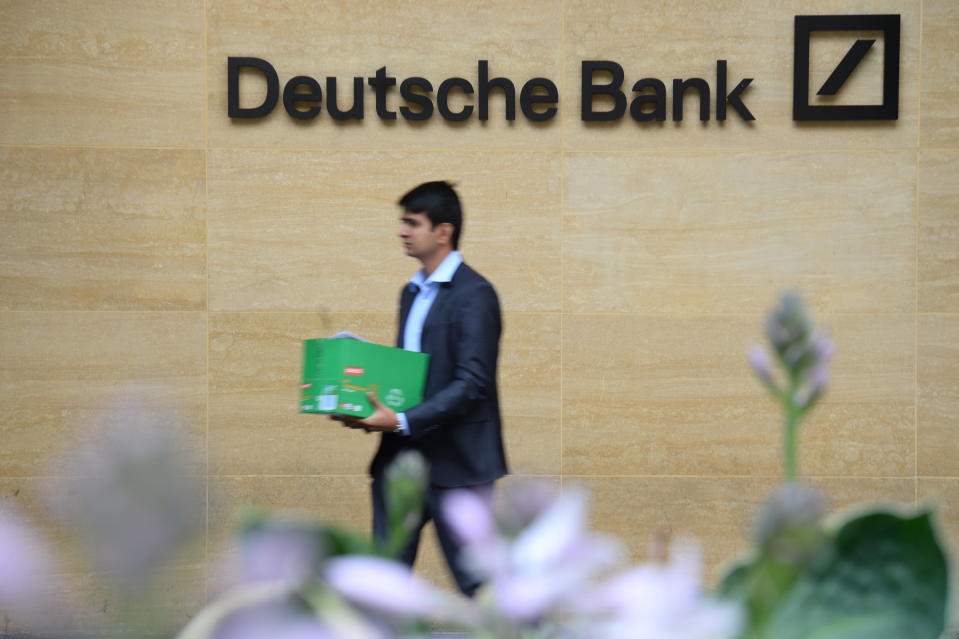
299;338;429;417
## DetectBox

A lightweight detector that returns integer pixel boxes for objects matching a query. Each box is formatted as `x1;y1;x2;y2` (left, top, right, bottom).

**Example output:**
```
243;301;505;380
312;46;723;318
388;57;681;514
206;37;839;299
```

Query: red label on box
343;367;364;376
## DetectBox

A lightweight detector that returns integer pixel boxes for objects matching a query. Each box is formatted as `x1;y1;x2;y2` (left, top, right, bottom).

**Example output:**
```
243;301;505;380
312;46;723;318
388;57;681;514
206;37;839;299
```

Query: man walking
346;181;507;597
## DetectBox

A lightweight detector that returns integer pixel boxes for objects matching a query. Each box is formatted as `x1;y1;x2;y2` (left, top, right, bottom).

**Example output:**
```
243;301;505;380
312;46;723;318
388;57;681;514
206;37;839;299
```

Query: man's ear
435;222;454;246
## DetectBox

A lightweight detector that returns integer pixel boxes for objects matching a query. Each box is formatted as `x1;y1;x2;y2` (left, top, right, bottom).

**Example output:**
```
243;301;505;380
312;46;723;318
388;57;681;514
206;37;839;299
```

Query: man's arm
402;280;501;437
352;279;501;436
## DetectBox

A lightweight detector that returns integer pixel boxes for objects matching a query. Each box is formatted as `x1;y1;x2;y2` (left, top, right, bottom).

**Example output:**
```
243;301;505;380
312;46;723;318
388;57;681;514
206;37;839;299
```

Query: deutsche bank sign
227;14;900;125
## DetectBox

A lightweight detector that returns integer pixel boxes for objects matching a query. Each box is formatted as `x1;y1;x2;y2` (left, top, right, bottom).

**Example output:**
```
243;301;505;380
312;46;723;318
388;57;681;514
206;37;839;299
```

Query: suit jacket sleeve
403;280;501;439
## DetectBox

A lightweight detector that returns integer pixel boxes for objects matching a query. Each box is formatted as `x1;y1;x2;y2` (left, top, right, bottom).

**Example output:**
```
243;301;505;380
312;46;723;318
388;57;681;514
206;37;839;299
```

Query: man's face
398;210;448;260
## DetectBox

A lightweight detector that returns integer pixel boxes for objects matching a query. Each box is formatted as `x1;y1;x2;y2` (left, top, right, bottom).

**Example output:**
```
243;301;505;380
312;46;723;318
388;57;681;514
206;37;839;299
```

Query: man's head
397;181;463;251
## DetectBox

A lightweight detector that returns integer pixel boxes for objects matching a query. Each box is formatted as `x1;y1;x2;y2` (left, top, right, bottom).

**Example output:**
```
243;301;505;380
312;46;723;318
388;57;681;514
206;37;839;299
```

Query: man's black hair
398;181;463;250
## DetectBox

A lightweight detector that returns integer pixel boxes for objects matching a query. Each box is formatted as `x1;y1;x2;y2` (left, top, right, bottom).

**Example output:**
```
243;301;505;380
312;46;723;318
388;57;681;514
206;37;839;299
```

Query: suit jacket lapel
397;284;417;348
420;263;464;348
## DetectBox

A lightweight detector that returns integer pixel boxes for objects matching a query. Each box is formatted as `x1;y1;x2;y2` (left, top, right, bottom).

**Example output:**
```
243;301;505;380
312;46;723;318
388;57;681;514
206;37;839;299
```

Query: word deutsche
228;58;558;122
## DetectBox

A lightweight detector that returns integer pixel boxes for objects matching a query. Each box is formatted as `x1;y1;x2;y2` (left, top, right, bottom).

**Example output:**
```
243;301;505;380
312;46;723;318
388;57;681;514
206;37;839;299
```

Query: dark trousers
371;475;493;597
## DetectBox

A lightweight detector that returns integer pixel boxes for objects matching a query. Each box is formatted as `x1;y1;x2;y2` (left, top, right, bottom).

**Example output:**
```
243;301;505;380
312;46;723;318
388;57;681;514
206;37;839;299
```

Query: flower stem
783;390;800;481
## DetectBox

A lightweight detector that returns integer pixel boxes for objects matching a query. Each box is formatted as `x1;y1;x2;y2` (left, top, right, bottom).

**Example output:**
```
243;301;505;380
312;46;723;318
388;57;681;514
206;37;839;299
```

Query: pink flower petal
443;489;495;546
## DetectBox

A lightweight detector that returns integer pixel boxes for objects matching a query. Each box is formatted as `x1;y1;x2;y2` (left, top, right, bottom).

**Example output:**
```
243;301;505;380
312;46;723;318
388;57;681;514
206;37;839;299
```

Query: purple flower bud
811;331;836;365
791;332;834;408
765;292;816;373
747;345;775;385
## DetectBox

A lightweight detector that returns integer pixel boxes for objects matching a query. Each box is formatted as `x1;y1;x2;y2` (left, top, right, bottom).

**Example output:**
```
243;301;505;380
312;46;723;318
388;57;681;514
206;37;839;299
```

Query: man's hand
329;413;368;432
356;392;400;432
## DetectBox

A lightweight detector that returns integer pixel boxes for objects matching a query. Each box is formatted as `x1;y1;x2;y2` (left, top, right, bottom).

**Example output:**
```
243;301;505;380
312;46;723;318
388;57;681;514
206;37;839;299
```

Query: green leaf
320;524;378;557
719;554;808;638
763;511;949;639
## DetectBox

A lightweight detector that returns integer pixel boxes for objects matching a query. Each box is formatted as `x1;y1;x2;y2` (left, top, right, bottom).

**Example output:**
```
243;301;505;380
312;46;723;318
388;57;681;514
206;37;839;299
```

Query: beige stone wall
1;0;957;634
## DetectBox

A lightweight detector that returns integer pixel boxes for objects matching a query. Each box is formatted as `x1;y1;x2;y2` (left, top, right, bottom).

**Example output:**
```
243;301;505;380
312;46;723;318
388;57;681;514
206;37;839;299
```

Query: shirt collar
410;251;463;288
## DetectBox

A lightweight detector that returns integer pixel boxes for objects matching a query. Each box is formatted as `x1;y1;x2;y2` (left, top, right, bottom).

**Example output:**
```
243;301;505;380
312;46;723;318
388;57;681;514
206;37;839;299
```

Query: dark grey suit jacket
370;262;508;487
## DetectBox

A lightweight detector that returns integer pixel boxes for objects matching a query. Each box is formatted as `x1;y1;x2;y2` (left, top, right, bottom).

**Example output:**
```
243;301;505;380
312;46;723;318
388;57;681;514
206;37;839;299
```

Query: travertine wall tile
921;0;959;147
0;148;206;311
918;151;959;312
207;0;563;149
563;0;919;150
0;0;204;147
209;312;559;476
563;151;916;314
563;314;914;477
814;477;916;513
499;314;562;475
0;312;206;477
209;312;391;476
919;315;959;476
208;149;561;312
563;315;778;477
808;314;915;477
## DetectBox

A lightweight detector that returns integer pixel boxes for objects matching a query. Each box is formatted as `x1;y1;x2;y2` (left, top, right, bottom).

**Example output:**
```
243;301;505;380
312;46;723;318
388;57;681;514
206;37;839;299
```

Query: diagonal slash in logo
817;39;875;96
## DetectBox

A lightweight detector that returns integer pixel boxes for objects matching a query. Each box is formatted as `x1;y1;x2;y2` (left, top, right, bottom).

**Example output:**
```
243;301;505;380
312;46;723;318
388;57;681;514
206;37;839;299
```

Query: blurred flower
212;599;336;639
0;506;61;627
239;519;326;586
490;480;559;538
591;542;743;639
325;555;476;627
45;401;204;586
759;292;834;410
446;482;622;624
765;292;814;367
747;344;777;393
791;332;835;410
445;483;742;638
753;293;835;479
179;581;377;639
754;481;827;564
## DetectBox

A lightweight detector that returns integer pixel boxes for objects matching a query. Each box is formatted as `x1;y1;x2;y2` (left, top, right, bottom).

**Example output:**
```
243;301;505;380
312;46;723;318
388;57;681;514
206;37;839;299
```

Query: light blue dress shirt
395;250;463;435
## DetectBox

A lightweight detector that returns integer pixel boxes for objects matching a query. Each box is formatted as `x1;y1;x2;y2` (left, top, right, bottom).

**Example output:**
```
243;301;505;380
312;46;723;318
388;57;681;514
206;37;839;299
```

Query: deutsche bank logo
793;14;900;121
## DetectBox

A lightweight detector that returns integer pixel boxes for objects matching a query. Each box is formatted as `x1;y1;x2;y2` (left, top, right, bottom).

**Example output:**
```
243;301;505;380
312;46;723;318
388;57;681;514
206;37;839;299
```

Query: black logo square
793;14;900;121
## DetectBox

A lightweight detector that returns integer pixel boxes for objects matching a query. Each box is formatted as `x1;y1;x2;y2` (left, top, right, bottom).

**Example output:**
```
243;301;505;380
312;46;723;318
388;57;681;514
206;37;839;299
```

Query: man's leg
430;483;493;598
371;472;428;566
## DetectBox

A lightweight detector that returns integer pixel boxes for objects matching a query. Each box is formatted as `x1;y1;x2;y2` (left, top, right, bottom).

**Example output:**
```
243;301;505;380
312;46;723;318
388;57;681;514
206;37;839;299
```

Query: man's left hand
357;392;400;432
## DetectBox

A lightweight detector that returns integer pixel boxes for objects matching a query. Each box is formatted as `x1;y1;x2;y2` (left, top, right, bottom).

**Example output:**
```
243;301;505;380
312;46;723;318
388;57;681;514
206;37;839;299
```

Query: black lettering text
437;77;474;121
228;57;279;118
582;61;626;121
520;78;559;122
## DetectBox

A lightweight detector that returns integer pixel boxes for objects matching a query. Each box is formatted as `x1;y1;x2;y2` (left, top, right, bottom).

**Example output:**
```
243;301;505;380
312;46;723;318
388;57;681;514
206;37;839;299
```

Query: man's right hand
329;413;371;433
